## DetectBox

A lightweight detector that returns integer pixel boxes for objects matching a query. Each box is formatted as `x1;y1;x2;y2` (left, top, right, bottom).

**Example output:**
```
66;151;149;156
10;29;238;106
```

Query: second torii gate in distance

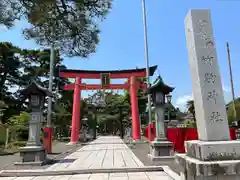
59;65;157;144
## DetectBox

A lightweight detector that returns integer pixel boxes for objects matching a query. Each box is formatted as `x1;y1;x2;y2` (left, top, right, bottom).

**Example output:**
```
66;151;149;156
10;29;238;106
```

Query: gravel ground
124;137;181;175
0;141;82;170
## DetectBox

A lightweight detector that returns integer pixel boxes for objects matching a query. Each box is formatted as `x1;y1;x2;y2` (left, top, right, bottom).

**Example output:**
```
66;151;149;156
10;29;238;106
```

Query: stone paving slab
46;136;144;170
0;172;173;179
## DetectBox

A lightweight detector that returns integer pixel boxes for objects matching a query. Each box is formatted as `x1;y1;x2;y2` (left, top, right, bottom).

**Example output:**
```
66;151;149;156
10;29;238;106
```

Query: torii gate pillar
130;76;141;141
69;77;81;144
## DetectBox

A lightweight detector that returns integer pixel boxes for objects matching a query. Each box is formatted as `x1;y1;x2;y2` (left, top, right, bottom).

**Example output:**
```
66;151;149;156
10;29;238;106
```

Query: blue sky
0;0;240;111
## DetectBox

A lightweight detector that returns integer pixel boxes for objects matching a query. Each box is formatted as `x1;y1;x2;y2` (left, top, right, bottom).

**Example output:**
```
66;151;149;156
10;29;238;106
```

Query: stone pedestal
148;140;173;161
15;146;47;166
175;140;240;180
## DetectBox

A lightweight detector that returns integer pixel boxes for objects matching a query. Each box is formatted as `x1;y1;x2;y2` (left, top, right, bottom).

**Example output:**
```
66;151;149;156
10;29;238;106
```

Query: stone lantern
147;76;174;160
15;82;52;165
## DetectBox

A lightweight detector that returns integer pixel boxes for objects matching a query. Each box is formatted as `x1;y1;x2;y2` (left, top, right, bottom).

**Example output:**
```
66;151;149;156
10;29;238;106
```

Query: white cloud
0;20;25;32
175;94;193;112
222;83;231;93
0;25;7;32
174;83;231;112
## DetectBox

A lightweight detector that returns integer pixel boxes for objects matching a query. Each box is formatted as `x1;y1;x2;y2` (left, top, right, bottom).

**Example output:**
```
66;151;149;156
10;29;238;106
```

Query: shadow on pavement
126;141;181;175
47;152;62;155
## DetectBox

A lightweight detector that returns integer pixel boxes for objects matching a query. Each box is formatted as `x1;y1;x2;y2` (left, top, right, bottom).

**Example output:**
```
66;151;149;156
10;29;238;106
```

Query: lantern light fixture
166;94;172;103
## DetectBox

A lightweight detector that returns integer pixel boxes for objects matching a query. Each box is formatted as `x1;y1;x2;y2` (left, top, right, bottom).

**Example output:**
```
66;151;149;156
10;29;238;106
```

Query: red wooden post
130;76;141;140
69;77;81;144
43;127;52;153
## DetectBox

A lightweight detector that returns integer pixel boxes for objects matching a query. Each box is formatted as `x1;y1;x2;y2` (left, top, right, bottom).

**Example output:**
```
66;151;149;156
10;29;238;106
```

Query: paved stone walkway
0;136;177;180
47;136;144;170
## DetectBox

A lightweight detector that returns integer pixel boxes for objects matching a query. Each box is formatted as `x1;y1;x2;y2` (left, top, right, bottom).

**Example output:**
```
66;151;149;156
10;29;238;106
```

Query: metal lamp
166;94;172;104
153;91;165;107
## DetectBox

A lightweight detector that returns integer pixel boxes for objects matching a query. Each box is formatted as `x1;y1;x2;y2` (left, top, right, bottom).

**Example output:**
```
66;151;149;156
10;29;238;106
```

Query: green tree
0;42;21;98
186;100;196;121
175;108;186;121
19;48;69;120
227;100;240;123
0;1;19;28
16;0;112;57
0;42;24;123
7;112;30;141
85;91;129;134
20;48;65;87
8;112;30;126
53;90;73;125
0;42;69;125
0;100;7;124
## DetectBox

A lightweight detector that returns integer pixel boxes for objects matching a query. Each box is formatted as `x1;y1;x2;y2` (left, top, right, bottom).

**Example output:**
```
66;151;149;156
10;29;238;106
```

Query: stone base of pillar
66;141;80;146
175;140;240;180
15;146;47;166
148;140;174;161
132;139;142;143
154;137;168;141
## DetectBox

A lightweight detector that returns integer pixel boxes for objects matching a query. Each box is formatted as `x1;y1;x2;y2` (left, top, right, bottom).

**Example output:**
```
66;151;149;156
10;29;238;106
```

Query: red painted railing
144;124;237;153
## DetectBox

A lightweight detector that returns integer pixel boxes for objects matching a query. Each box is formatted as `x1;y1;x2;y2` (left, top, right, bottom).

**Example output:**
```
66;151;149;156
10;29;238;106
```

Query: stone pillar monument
175;9;240;180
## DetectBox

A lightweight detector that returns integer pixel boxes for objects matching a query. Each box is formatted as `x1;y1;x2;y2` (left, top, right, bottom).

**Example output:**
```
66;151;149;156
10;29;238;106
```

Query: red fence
144;124;237;153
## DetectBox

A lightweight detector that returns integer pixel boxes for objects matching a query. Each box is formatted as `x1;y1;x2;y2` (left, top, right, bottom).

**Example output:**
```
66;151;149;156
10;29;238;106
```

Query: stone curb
148;154;175;162
81;142;149;145
77;148;136;151
0;152;16;156
130;141;149;145
0;166;164;177
161;166;181;180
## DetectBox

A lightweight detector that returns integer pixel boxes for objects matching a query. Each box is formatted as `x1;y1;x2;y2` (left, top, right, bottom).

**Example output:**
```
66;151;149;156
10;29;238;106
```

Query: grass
0;146;17;155
0;141;26;155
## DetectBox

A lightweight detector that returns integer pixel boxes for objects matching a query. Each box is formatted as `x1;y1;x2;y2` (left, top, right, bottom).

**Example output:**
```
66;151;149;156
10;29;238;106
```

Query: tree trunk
92;121;97;139
193;112;196;122
5;128;9;148
92;115;97;139
120;118;124;139
119;108;124;139
92;127;96;139
0;73;7;100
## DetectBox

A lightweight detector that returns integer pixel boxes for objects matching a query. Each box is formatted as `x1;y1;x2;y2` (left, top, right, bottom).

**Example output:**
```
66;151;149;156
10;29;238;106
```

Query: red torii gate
59;65;157;144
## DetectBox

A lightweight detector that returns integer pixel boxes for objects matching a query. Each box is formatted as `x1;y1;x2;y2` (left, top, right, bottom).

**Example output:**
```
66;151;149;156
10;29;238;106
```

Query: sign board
101;73;110;88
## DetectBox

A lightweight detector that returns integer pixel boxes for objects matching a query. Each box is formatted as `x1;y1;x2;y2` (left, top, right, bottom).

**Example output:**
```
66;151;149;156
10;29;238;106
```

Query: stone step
0;166;164;177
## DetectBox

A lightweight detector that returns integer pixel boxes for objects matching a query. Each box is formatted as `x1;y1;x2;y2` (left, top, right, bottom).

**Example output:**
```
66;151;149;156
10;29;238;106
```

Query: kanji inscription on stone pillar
185;9;230;141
